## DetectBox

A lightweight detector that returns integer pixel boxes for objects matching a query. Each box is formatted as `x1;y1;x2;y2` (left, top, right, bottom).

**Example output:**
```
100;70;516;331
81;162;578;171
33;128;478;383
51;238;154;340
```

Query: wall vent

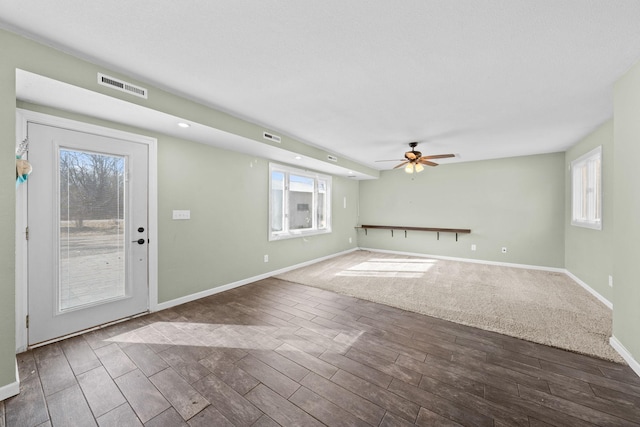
98;73;148;99
263;132;281;143
327;155;338;162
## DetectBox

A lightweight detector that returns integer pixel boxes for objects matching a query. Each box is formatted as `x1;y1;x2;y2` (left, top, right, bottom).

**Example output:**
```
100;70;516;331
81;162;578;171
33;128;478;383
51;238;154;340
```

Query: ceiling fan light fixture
380;142;455;172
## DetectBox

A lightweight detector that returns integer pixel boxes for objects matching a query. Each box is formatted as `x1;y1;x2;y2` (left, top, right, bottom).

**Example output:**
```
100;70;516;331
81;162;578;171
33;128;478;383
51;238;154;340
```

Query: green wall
157;137;359;303
358;153;566;268
0;31;17;390
17;102;360;305
0;28;363;392
564;120;614;302
613;60;640;361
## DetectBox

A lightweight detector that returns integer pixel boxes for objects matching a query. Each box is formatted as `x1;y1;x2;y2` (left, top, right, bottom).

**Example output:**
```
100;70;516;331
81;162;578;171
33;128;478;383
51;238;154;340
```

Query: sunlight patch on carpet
337;258;436;278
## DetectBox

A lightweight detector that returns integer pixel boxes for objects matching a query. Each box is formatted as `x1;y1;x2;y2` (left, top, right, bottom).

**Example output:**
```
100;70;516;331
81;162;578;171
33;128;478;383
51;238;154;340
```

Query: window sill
269;229;332;241
571;220;602;230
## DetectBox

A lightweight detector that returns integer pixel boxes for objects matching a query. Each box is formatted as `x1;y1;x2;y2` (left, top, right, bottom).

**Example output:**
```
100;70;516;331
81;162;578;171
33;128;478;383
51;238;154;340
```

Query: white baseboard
155;248;358;312
358;247;566;273
610;336;640;376
565;270;613;309
0;360;20;401
359;247;614;310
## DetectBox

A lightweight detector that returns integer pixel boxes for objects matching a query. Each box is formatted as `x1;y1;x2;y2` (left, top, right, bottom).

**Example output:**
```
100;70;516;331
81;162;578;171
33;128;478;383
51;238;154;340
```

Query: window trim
269;163;332;241
571;146;602;230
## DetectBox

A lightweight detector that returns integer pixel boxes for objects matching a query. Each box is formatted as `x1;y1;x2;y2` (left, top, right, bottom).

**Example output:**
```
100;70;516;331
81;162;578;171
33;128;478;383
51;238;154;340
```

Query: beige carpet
275;250;624;363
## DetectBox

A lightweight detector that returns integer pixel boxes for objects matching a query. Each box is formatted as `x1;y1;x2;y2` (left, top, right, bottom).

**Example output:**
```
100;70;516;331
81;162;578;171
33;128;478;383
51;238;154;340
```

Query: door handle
132;238;146;245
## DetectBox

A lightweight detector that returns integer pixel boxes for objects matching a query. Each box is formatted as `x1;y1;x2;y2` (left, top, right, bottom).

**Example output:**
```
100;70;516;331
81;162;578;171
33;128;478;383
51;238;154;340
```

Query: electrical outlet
609;275;613;287
264;254;269;263
501;247;507;254
471;244;476;251
172;210;190;220
349;237;352;244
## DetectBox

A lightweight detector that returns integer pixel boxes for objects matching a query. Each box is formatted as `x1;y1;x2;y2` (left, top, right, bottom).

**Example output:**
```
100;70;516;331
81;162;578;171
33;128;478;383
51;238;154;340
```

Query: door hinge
25;226;29;240
26;315;29;329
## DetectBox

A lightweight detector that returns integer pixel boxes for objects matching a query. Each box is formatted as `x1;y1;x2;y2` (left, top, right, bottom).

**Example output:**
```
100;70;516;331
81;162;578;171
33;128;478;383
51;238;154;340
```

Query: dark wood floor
3;278;640;426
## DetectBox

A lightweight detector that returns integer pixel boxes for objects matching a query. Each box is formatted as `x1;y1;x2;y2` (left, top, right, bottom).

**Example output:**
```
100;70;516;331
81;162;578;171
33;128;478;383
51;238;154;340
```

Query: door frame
15;109;158;352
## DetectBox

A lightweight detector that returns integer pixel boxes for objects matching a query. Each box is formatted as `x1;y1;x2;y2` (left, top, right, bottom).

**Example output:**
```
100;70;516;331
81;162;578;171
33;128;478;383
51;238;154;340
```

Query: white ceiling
3;1;640;170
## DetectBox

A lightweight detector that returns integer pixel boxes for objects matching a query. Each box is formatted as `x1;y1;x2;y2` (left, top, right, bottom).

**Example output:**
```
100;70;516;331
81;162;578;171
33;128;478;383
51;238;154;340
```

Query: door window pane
59;149;126;311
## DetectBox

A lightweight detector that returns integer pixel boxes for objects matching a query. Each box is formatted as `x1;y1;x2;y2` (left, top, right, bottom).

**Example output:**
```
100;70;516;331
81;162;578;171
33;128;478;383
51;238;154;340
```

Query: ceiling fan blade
393;161;409;169
421;154;455;160
375;159;405;162
419;159;439;167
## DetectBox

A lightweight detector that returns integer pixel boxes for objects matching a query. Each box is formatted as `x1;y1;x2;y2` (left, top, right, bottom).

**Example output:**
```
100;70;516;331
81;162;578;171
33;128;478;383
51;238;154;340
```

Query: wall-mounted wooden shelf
356;224;471;241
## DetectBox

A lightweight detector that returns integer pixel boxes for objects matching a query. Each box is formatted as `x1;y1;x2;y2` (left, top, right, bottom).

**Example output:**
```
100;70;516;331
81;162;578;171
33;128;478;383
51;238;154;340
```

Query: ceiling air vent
327;155;338;162
98;73;148;99
263;131;281;143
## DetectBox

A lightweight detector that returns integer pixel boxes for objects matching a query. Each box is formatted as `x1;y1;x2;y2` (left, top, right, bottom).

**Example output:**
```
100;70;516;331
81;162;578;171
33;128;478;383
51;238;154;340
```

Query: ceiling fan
377;142;455;173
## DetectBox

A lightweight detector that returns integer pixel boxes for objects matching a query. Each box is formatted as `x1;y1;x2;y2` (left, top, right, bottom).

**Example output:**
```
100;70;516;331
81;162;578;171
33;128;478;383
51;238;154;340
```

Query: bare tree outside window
60;149;124;230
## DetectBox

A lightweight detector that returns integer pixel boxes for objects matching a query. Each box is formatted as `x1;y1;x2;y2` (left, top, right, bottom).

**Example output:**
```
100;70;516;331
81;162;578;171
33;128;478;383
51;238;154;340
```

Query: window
571;146;602;230
269;163;331;240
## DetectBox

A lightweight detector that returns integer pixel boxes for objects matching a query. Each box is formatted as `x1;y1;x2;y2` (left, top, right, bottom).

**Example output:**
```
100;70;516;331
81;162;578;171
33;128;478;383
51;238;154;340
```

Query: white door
27;122;149;345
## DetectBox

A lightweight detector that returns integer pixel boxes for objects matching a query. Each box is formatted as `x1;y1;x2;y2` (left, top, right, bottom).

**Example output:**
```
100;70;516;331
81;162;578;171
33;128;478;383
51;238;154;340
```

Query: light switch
172;210;191;220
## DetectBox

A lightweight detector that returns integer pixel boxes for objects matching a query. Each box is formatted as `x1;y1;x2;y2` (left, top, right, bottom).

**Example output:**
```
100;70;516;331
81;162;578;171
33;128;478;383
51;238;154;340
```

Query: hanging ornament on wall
16;138;32;187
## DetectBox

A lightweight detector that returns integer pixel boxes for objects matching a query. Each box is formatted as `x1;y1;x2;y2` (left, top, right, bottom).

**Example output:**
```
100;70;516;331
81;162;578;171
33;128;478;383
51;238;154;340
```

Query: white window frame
269;163;332;241
571;146;602;230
